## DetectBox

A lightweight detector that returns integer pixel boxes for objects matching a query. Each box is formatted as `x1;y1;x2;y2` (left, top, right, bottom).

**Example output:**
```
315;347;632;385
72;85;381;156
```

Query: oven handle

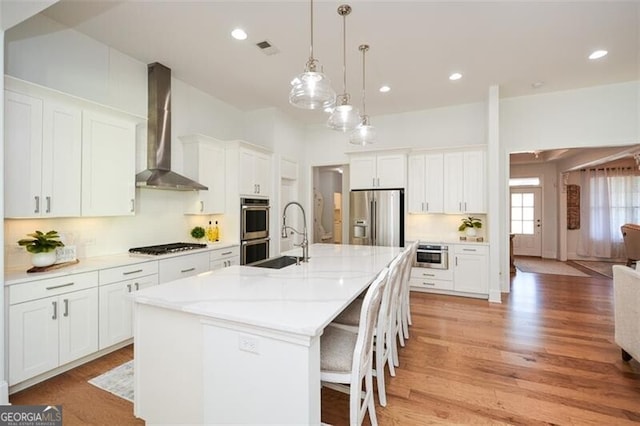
242;237;271;246
242;205;271;210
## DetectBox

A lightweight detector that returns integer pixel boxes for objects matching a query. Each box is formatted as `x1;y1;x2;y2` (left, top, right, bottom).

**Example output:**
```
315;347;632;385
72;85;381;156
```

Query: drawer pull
462;248;477;252
181;267;196;273
422;273;435;277
52;301;57;320
127;284;132;293
123;269;143;276
63;299;69;317
135;282;139;291
422;282;436;286
221;251;232;256
46;282;74;290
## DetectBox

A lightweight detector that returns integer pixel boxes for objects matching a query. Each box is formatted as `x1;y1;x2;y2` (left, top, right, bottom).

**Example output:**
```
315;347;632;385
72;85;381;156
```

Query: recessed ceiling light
531;81;544;89
231;28;248;40
379;85;391;93
449;72;462;81
589;50;608;60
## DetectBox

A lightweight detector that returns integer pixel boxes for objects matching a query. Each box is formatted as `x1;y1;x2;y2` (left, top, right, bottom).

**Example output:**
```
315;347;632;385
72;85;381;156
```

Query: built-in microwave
241;198;269;241
415;244;449;269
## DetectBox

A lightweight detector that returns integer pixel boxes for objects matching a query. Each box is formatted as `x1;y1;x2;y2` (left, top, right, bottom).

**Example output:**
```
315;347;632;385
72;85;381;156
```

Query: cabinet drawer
9;271;98;305
410;267;453;281
210;246;240;262
99;261;159;285
453;245;488;256
410;277;454;291
159;252;210;283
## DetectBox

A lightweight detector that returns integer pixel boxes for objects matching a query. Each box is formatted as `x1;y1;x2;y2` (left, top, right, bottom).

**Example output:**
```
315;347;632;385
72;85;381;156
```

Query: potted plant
18;230;65;267
190;226;206;242
458;216;482;237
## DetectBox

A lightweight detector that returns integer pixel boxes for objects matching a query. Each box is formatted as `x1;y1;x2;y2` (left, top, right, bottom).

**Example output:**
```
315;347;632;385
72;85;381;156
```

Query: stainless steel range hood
135;62;207;191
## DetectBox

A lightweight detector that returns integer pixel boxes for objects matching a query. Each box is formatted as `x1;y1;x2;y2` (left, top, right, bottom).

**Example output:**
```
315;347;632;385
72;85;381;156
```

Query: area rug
514;257;589;277
88;360;134;403
571;260;623;278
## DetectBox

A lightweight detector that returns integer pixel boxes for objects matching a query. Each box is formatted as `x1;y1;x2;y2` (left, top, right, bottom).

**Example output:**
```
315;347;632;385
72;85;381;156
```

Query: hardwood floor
10;268;640;425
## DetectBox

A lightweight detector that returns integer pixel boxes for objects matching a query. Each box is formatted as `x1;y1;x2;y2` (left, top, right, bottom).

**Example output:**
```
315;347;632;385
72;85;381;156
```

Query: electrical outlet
238;336;259;354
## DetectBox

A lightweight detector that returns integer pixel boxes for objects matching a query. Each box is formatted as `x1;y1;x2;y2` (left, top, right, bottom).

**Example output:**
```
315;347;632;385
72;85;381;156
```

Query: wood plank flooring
10;267;640;425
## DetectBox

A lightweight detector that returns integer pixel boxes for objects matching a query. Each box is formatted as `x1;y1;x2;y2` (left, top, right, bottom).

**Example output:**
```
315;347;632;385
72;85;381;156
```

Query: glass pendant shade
289;67;336;110
349;115;376;145
327;94;360;131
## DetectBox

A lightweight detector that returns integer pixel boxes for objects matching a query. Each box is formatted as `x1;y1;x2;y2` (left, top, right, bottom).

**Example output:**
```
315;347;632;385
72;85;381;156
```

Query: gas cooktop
129;242;207;256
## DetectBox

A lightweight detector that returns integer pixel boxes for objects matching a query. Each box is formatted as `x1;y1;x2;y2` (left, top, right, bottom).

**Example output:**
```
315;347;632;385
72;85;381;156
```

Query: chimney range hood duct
135;62;207;191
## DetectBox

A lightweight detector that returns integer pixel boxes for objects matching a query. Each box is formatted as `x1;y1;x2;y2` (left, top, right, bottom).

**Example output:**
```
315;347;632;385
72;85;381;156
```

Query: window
511;192;535;235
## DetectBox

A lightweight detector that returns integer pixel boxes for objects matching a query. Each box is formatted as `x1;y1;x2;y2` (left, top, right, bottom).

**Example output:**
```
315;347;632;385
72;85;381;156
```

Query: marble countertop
5;241;239;286
131;244;402;337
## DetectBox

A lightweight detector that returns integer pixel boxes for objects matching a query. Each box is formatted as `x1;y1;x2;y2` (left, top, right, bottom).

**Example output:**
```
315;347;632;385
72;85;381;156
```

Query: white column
487;85;504;302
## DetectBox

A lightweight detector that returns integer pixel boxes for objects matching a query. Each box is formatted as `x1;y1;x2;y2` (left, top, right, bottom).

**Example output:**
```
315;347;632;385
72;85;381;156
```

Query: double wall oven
240;198;270;265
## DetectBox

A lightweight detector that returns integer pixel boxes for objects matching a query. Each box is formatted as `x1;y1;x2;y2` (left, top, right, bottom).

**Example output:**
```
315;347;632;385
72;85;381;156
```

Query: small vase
31;251;57;267
465;227;477;237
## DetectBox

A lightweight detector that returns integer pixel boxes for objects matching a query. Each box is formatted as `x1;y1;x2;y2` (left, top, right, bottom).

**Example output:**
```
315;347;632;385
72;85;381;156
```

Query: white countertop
131;244;402;338
4;241;239;286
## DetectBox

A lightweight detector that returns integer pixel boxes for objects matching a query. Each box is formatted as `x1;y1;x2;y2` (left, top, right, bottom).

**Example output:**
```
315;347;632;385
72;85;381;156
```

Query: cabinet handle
63;299;69;317
46;196;51;213
258;184;261;194
130;199;135;213
426;202;429;211
459;202;462;212
52;301;57;320
455;257;458;266
462;248;477;252
422;282;436;286
422;273;435;277
135;282;139;291
123;269;143;276
372;178;375;187
377;177;380;187
464;202;467;211
181;267;196;273
35;196;40;214
46;282;74;290
127;284;132;292
200;201;204;212
421;202;424;211
221;251;232;255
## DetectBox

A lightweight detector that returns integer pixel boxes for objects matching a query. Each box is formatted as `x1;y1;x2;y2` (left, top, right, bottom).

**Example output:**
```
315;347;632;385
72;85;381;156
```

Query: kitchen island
131;243;402;425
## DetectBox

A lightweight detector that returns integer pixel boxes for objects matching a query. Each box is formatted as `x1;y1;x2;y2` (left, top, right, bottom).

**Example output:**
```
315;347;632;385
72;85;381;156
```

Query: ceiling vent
256;40;279;55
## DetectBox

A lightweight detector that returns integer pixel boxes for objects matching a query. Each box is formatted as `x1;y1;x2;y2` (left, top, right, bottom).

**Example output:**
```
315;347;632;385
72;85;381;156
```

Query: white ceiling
33;1;640;125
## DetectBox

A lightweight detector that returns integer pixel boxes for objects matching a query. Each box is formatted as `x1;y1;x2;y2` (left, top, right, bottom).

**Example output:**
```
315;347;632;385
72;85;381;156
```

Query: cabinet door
453;247;488;295
159;252;211;283
4;90;43;218
350;156;376;189
99;282;132;349
239;148;257;196
407;155;425;213
253;151;272;197
376;154;406;188
43;100;82;217
58;288;99;365
9;297;59;385
443;152;464;213
81;111;136;216
183;139;226;214
462;150;486;213
424;154;444;213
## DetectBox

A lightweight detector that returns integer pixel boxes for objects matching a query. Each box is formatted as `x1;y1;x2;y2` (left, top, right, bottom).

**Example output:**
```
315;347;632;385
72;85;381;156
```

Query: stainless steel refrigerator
349;189;404;247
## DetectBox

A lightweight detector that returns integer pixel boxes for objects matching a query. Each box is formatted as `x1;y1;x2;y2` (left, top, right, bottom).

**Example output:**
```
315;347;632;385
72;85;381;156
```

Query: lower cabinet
409;267;453;291
210;245;240;270
9;279;98;386
159;251;210;284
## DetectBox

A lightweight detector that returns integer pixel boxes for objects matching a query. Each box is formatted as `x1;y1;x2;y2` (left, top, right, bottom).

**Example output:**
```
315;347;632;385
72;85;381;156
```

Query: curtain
577;167;640;259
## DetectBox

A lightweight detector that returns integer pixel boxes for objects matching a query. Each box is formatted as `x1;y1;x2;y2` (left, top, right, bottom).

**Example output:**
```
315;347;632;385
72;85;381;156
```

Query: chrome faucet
281;201;309;262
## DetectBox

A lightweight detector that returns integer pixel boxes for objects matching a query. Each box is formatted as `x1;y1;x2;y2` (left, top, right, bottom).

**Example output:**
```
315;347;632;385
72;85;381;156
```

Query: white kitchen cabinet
408;153;444;213
239;147;272;197
181;134;226;214
81;110;136;216
98;261;159;349
350;153;407;190
452;244;488;295
4;90;82;218
9;272;99;386
210;245;240;270
443;150;486;214
158;251;210;283
409;266;453;291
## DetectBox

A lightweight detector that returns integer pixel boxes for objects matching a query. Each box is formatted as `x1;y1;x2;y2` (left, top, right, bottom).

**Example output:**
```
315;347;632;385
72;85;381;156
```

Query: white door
511;187;542;256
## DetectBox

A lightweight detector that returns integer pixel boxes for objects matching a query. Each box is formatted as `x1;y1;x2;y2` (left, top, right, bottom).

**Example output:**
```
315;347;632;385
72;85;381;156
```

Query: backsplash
406;213;488;243
4;189;229;269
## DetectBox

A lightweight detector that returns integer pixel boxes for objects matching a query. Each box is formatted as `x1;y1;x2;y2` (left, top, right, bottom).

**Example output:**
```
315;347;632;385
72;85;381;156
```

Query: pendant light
327;4;361;132
350;44;376;145
289;0;336;110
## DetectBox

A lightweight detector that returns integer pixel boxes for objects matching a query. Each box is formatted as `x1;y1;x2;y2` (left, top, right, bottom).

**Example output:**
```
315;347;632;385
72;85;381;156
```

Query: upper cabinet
181;134;226;215
4;77;143;218
350;153;407;190
81;111;136;217
443;150;486;214
408;153;444;213
5;90;82;218
238;146;272;198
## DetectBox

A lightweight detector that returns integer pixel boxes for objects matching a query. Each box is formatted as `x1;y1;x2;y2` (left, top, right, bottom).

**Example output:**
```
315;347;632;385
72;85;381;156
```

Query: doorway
312;165;348;244
510;187;542;257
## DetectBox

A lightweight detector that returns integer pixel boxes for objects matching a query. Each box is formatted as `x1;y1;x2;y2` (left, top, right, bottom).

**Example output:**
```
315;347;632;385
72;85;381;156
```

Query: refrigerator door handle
370;199;376;245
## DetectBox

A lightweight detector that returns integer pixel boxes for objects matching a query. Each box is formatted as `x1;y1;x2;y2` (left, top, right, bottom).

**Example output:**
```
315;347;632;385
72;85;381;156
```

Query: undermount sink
248;255;303;269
